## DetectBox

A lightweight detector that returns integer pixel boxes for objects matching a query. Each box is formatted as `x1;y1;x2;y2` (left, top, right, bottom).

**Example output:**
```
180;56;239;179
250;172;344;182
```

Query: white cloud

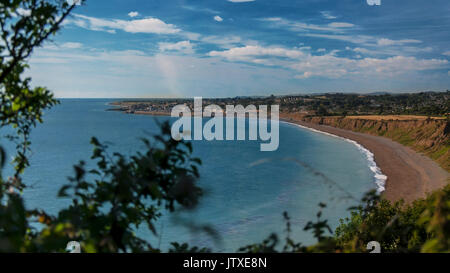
328;22;354;28
263;17;430;57
443;51;450;56
345;45;433;57
159;41;194;54
377;38;422;46
41;42;83;51
181;32;202;41
202;35;241;44
208;45;305;62
214;16;223;22
61;42;83;49
182;5;220;14
293;55;447;79
122;18;180;34
128;11;139;18
304;34;373;45
263;17;282;22
260;17;355;33
305;34;426;53
209;45;448;80
199;35;248;49
69;14;181;34
347;47;375;54
228;0;255;2
320;11;337;20
402;46;433;53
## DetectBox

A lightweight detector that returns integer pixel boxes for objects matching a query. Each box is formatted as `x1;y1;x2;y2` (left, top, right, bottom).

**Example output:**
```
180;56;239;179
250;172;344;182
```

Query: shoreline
281;118;449;204
109;105;449;203
281;120;387;194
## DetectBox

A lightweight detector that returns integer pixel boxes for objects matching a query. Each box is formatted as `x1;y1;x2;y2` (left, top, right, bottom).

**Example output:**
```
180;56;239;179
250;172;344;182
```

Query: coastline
109;103;449;204
281;118;449;204
281;120;387;194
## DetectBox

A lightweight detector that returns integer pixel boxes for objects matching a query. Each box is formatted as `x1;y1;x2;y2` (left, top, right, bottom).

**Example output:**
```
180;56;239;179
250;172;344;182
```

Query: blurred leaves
0;0;80;252
239;186;450;253
0;0;80;180
169;242;210;253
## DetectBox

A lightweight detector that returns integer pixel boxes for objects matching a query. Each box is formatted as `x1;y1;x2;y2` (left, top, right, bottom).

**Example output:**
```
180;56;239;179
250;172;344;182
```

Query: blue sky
27;0;450;98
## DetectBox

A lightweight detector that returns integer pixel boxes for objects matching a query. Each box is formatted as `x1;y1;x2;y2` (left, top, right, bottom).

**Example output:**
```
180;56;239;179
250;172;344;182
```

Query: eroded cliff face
286;114;449;172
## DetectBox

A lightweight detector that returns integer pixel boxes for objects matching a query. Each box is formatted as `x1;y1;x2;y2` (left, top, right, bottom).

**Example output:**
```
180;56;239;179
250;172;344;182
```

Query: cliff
284;114;450;172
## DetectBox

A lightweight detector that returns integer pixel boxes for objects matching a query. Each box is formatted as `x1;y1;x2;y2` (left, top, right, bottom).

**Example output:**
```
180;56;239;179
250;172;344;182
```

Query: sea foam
283;121;387;193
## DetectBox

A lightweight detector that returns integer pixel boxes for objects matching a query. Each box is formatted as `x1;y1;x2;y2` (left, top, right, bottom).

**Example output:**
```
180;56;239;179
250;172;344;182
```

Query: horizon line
54;90;449;100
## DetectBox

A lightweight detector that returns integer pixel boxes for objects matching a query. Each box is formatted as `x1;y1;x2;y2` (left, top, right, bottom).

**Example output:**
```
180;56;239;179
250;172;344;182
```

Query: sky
26;0;450;98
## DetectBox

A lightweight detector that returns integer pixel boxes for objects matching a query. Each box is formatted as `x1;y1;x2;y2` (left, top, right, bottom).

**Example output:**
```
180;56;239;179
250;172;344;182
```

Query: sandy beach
282;118;449;204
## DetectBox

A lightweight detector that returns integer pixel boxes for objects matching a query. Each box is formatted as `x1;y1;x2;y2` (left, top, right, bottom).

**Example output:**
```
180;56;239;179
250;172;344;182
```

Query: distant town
109;91;449;118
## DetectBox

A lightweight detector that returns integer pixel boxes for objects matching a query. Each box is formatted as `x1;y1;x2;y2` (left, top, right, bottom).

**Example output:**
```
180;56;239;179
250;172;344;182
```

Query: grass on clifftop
292;115;450;172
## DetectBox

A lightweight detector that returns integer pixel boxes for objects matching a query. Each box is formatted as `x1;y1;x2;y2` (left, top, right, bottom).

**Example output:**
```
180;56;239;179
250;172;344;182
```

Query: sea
0;99;381;252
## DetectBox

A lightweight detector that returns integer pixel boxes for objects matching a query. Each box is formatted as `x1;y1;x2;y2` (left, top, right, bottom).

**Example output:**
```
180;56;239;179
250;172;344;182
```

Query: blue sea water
0;99;376;252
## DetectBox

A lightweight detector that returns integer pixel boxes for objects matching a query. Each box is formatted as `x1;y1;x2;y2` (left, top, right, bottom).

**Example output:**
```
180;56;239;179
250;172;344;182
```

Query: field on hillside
345;115;447;121
299;116;450;172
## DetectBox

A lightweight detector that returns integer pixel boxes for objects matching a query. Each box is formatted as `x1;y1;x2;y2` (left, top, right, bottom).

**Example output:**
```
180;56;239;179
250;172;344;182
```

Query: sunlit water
0;99;376;252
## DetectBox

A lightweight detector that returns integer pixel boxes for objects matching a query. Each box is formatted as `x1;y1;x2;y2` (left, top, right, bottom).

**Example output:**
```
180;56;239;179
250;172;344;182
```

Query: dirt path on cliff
282;119;449;204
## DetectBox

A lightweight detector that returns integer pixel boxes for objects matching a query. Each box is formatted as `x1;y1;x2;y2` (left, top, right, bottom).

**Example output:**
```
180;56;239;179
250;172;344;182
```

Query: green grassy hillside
301;117;450;172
